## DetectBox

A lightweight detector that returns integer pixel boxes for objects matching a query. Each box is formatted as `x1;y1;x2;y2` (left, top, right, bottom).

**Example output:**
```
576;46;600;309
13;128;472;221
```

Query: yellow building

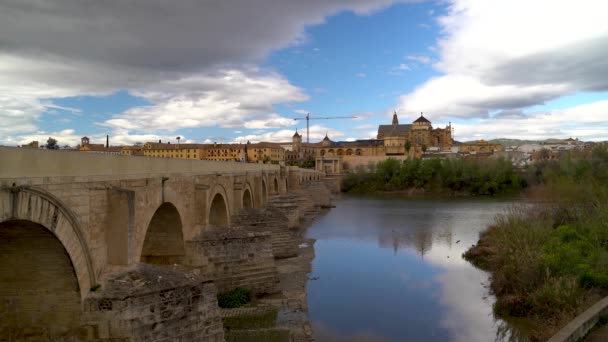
458;140;504;153
79;136;122;155
141;142;209;160
120;146;144;156
284;130;319;164
21;141;39;149
138;140;284;164
247;142;285;164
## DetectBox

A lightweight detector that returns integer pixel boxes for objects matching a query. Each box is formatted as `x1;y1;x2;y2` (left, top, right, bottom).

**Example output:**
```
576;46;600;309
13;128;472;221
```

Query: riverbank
220;239;317;341
464;188;608;340
220;207;328;342
342;156;526;197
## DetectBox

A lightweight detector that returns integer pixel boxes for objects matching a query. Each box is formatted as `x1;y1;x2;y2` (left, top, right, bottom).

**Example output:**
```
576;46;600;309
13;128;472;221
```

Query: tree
405;141;412;153
46;137;59;149
421;144;427;153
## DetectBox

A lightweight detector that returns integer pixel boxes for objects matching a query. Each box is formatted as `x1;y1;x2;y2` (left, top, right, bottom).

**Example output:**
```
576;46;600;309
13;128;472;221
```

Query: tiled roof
413;115;431;123
377;124;412;137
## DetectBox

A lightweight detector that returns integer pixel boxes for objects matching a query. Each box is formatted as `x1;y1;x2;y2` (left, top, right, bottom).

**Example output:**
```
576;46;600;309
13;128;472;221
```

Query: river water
306;195;521;342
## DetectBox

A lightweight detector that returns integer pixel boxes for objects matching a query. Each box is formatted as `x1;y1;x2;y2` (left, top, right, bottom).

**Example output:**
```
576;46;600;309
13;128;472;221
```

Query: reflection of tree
412;231;433;257
386;230;434;257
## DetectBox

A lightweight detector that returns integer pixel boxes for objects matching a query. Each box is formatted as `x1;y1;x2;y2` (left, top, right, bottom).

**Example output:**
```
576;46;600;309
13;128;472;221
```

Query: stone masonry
0;147;327;341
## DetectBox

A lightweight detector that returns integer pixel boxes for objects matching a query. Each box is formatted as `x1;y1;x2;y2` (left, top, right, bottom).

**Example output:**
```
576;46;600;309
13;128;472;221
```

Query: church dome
293;130;301;138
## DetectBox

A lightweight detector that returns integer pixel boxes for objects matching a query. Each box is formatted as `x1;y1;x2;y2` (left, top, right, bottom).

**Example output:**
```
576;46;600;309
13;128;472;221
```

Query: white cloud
404;55;431;64
388;63;411;76
294;109;309;115
356;72;367;78
101;69;307;132
0;0;418;144
0;128;196;148
453;100;608;142
353;124;376;130
235;124;345;143
244;114;296;129
398;0;608;119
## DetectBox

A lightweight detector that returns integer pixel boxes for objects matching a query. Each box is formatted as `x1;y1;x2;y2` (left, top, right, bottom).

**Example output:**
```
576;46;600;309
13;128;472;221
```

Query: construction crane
293;113;357;143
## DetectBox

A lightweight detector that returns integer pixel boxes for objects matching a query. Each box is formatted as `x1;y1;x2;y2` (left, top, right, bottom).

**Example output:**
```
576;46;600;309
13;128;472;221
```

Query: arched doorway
242;188;253;208
273;178;279;194
209;193;229;227
0;220;82;339
141;203;185;265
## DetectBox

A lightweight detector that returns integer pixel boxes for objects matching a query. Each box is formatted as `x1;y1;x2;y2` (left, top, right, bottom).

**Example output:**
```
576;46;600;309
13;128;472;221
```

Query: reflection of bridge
0;147;332;341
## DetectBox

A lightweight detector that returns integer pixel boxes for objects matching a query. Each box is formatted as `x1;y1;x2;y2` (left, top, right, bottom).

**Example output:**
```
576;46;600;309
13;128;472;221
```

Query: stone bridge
0;147;336;341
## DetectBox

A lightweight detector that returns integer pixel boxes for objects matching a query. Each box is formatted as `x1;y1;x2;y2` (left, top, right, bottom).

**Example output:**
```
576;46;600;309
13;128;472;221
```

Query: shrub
217;288;250;308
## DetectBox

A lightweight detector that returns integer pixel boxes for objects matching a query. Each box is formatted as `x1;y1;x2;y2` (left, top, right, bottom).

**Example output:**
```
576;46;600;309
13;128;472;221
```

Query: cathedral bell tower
292;130;302;152
392;111;399;126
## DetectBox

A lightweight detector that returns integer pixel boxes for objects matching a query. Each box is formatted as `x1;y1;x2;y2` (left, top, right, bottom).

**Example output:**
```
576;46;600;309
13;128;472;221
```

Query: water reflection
306;195;525;342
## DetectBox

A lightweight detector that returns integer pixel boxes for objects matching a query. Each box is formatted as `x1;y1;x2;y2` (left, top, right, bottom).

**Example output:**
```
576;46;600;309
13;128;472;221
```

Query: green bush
217;288;250;308
343;156;525;196
464;144;608;339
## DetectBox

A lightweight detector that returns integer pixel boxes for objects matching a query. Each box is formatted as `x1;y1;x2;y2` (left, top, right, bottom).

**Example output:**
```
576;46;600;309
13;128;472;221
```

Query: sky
1;0;607;147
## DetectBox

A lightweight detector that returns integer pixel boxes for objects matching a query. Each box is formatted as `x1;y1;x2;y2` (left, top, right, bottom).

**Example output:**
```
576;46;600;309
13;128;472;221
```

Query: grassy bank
342;157;525;196
464;145;608;340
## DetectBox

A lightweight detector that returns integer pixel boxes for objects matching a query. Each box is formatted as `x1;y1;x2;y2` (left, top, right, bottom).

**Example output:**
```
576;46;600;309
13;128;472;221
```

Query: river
306;195;524;342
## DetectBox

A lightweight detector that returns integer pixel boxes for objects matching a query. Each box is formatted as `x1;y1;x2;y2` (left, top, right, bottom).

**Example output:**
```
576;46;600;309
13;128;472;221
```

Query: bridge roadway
0;147;330;341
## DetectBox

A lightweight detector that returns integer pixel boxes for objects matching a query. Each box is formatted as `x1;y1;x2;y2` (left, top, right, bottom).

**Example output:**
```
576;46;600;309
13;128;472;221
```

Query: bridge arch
209;193;229;227
141;202;185;265
0;220;82;338
242;187;253;209
208;184;230;227
0;187;95;298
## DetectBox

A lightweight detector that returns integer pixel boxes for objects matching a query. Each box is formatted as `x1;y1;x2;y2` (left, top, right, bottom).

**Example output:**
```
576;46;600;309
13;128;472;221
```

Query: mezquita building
285;112;455;172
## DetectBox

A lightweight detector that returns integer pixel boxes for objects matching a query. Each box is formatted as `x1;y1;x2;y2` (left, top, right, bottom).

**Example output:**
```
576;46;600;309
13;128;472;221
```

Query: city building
78;136;122;155
136;140;285;164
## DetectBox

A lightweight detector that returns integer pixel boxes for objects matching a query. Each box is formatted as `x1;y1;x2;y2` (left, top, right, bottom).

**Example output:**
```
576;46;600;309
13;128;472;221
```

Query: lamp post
176;136;181;148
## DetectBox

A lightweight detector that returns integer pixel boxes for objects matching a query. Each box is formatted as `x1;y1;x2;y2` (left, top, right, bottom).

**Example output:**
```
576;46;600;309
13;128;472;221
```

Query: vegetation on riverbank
217;288;251;308
464;145;608;339
342;156;525;196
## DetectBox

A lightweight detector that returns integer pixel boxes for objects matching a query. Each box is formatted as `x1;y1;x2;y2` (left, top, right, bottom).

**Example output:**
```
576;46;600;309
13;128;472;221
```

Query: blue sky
1;0;607;146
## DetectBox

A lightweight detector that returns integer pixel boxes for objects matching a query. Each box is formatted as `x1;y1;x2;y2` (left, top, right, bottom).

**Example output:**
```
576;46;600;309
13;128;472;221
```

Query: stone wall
231;207;299;259
83;265;224;342
186;229;279;295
